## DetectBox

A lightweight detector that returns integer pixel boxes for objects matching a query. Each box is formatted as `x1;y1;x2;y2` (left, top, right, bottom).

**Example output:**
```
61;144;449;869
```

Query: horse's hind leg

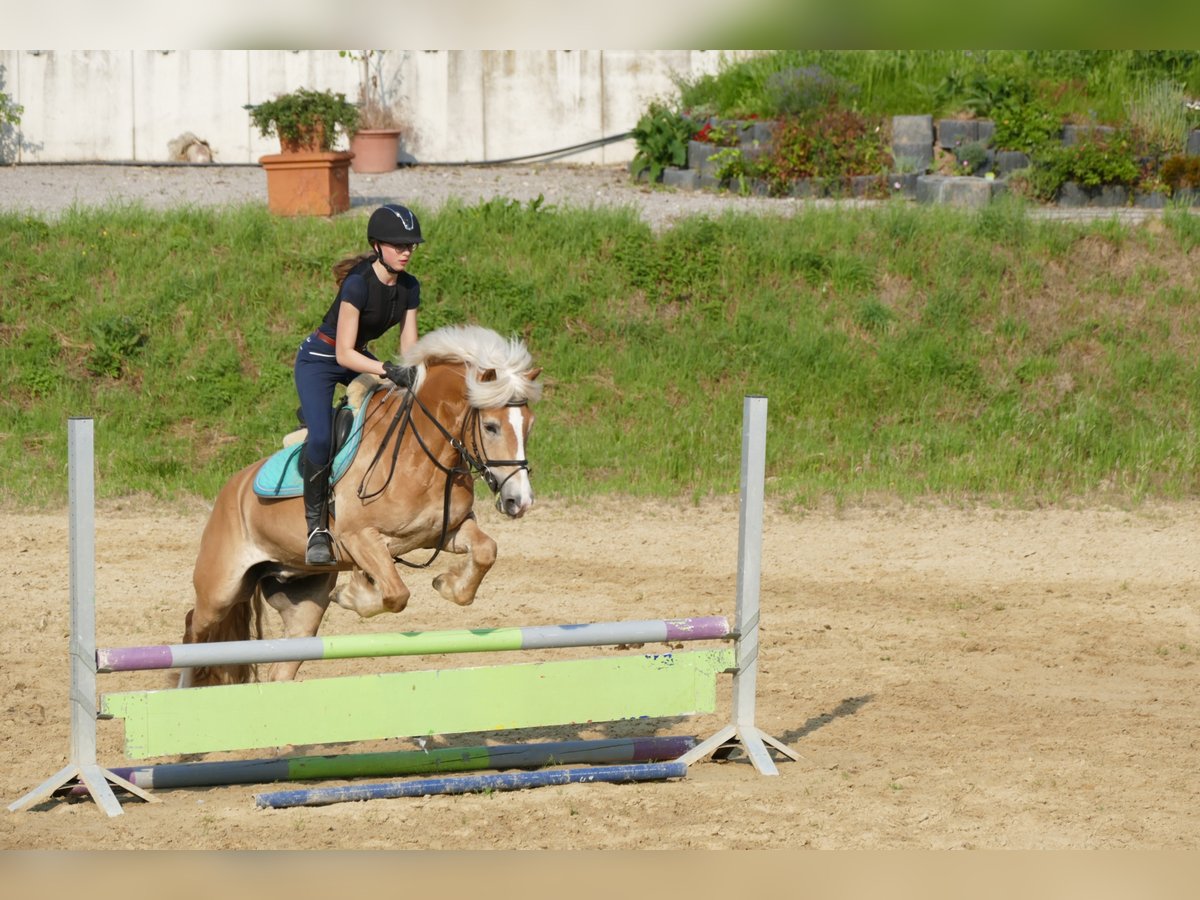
261;573;337;682
180;555;263;687
432;516;497;607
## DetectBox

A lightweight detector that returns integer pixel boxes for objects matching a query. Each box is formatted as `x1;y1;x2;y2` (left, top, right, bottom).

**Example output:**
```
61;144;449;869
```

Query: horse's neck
397;363;472;459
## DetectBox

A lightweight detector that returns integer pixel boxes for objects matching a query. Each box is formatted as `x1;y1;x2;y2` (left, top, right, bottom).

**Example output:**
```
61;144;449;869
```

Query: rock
167;132;213;164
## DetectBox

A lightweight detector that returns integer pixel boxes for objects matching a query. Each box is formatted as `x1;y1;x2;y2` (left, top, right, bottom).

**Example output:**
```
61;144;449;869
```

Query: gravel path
0;161;1167;228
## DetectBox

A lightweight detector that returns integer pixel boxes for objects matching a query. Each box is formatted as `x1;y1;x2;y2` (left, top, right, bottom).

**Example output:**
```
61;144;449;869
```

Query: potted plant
248;87;359;216
341;50;405;174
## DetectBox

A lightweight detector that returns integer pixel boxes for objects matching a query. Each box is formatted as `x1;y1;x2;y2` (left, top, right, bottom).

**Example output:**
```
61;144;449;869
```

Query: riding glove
382;361;415;388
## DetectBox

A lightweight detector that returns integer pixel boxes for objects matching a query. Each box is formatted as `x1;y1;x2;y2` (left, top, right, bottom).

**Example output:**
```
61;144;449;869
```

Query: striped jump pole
255;761;690;810
63;735;698;796
96;616;731;673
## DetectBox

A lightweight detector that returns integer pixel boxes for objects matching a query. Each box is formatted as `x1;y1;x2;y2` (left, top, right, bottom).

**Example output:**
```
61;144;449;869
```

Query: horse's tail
186;585;265;687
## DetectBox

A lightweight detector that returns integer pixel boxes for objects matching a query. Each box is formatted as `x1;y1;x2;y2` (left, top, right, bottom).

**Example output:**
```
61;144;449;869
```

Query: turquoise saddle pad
252;389;377;498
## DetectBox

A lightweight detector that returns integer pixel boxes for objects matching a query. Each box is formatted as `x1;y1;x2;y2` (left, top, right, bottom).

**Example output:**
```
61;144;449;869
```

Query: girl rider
293;203;422;566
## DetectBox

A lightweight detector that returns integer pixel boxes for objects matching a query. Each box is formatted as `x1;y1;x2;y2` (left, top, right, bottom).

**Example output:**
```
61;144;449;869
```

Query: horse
181;324;542;687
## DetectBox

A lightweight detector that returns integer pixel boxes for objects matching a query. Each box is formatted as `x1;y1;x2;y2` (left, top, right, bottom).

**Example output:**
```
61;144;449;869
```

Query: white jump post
6;418;156;817
680;395;799;775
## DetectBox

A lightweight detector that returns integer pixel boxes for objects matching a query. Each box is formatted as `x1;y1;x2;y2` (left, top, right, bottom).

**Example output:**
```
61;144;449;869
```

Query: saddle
252;375;381;499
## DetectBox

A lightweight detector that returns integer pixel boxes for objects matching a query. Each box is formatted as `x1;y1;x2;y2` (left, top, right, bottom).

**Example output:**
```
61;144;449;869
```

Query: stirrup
305;529;336;566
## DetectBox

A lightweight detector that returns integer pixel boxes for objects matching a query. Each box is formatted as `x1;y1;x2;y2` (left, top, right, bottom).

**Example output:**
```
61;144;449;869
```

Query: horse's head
405;325;544;519
471;366;541;518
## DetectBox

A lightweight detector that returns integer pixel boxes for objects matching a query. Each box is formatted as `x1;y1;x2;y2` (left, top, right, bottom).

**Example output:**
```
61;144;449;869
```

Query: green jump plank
101;649;735;759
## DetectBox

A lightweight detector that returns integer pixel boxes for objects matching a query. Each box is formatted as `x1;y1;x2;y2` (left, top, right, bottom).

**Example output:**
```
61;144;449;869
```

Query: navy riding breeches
293;332;378;467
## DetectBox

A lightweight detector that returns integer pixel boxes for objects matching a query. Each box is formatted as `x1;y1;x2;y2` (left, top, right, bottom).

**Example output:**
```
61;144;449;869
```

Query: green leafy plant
0;87;21;164
87;315;146;378
247;87;359;152
0;90;20;128
950;68;1033;117
1025;130;1141;200
956;140;990;176
630;101;695;182
709;147;751;195
991;97;1061;154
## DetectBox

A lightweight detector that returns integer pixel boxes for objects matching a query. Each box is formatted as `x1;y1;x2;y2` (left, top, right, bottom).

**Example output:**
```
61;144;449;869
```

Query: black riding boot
300;454;336;566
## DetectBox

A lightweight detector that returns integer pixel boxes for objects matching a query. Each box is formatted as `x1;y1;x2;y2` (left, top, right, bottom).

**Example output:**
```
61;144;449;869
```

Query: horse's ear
524;367;542;382
478;368;498;383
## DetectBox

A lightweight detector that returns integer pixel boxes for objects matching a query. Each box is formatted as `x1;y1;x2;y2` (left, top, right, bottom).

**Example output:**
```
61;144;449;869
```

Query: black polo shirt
317;258;420;346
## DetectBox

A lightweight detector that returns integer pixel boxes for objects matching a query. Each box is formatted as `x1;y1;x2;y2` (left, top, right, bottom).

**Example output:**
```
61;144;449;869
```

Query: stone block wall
655;113;1200;208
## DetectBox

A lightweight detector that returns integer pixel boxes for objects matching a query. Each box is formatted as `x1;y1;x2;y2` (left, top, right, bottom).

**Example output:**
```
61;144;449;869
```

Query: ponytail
332;252;376;287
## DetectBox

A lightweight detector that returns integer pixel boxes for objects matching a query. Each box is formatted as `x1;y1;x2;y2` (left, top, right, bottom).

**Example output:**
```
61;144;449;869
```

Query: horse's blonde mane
401;325;542;408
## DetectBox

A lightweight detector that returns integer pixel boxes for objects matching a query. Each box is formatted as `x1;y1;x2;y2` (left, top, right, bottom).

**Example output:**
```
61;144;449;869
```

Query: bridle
353;377;531;569
464;401;533;495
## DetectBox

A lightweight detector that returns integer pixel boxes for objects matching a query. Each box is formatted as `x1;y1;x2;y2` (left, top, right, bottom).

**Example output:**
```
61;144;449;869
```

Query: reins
352;377;531;569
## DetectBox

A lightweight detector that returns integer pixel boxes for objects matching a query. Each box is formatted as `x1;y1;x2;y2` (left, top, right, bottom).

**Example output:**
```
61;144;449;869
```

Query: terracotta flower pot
350;129;401;174
259;150;355;217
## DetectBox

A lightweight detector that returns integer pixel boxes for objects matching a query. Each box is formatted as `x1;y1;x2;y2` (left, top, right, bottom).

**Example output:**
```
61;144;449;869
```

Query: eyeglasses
385;242;416;254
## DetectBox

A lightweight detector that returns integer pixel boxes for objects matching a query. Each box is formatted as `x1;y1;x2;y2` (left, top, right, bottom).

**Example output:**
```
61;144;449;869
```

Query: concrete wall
0;50;746;165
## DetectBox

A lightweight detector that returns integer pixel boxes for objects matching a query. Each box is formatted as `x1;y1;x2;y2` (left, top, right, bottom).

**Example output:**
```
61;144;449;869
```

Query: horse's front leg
329;528;411;618
432;515;497;607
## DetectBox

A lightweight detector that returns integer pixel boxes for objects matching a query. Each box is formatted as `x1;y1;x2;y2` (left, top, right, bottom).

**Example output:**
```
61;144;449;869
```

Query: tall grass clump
4;199;1200;510
1125;79;1193;157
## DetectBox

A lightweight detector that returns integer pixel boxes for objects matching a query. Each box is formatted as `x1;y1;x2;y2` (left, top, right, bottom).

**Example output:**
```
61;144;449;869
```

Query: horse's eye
484;422;501;436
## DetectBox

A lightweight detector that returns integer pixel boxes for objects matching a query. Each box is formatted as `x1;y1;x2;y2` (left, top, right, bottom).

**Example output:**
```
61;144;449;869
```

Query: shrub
991;97;1061;153
758;109;891;194
630;101;695;182
247;87;359;152
764;66;851;120
944;67;1035;117
1160;154;1200;193
1026;130;1141;200
956;141;990;176
339;49;402;132
692;119;742;146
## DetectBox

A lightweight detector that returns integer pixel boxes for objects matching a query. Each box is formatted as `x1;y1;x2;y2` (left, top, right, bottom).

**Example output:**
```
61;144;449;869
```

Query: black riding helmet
367;203;424;246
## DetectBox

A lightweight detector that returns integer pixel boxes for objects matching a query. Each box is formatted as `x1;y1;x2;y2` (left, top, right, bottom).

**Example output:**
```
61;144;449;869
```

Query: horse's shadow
777;693;874;746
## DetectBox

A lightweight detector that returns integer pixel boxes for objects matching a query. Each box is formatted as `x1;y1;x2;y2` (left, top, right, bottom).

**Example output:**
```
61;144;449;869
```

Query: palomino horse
182;325;542;686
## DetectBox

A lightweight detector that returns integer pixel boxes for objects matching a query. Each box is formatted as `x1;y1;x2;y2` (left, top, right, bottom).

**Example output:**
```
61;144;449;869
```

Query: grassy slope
2;197;1199;509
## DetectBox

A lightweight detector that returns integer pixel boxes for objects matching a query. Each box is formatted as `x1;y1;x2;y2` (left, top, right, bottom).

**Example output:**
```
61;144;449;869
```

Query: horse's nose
497;494;533;518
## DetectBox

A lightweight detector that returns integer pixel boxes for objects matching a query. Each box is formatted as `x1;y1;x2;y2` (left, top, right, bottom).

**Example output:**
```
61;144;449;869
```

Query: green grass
674;50;1200;124
3;198;1200;510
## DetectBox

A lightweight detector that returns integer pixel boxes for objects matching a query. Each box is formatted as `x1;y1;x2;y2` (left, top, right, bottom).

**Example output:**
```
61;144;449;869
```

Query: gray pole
679;396;799;775
68;417;98;769
8;418;156;816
